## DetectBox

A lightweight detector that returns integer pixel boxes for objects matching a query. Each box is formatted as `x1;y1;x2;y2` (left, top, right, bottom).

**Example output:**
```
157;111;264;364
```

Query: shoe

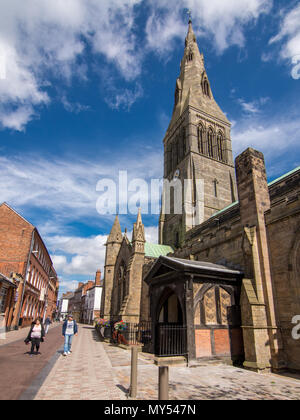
67;351;71;355
63;352;68;356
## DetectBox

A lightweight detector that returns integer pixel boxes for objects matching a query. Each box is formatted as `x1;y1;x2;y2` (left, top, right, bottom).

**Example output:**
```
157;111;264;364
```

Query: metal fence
100;321;187;357
155;323;187;357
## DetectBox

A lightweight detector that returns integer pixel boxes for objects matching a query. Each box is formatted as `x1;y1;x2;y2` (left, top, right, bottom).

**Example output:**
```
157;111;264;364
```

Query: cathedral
101;19;300;373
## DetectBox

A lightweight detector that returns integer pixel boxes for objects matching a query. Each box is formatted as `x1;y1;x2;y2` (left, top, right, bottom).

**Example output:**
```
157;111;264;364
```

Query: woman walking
25;318;45;356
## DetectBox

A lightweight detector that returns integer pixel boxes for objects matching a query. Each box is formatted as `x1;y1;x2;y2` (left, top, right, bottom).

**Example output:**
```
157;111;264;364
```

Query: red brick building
0;203;59;328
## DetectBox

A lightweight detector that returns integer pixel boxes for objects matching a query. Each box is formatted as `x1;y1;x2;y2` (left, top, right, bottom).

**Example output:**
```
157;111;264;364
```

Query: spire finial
187;10;192;24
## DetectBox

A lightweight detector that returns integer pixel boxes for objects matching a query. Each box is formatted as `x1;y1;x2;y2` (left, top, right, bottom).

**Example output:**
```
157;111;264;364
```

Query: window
203;80;210;97
213;179;218;197
198;125;204;154
0;286;8;313
207;129;214;158
217;132;224;161
187;48;193;62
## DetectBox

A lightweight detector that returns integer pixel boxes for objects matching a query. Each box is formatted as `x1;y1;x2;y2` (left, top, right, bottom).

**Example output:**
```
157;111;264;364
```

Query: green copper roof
145;243;174;258
268;165;300;186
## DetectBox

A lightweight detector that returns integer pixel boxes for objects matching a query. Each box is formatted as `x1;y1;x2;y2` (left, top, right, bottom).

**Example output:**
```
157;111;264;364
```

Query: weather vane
187;10;192;23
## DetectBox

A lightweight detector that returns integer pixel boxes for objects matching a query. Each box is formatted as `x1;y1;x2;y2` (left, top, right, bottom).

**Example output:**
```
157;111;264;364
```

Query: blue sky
0;0;299;295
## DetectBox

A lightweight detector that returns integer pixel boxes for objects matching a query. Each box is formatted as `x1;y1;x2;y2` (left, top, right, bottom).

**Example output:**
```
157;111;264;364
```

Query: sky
0;0;299;296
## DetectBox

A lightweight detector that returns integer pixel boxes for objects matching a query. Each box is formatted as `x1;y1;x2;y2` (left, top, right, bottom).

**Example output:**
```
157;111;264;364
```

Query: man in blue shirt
62;314;78;356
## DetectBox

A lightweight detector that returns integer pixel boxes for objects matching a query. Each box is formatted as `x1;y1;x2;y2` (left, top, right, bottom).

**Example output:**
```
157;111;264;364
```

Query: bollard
158;366;169;400
129;346;138;398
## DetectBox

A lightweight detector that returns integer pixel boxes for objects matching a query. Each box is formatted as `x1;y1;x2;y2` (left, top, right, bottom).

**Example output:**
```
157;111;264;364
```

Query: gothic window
175;87;179;106
203;79;210;97
207;128;214;158
198;124;204;154
213;179;218;197
167;145;172;175
187;48;193;62
178;135;183;162
182;127;187;155
217;132;224;161
172;141;178;169
117;263;126;313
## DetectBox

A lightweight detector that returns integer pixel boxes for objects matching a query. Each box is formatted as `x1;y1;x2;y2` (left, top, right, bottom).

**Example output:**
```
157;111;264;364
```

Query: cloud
232;112;300;175
48;225;158;279
269;4;300;62
0;147;163;230
0;0;141;130
146;0;272;54
0;0;274;130
237;97;270;114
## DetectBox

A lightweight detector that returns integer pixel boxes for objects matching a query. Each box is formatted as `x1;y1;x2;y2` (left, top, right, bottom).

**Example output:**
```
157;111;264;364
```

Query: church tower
159;19;237;248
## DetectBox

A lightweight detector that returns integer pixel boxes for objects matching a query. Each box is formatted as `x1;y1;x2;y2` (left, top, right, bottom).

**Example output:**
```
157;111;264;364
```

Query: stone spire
107;215;122;244
132;209;145;253
168;20;229;133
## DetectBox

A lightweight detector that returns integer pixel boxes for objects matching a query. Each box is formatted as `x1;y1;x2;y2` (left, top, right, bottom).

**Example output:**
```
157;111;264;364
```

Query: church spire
107;215;122;244
132;209;145;253
168;20;229;132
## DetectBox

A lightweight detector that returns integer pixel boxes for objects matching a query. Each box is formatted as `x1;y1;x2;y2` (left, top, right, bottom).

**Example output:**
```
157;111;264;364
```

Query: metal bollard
129;346;138;398
158;366;169;400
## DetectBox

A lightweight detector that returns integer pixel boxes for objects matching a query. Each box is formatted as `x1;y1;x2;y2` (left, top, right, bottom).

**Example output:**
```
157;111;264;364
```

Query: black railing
98;321;187;357
155;323;187;357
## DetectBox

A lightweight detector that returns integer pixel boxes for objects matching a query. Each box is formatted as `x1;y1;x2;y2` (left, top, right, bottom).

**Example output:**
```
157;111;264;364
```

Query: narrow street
1;324;300;400
0;324;62;400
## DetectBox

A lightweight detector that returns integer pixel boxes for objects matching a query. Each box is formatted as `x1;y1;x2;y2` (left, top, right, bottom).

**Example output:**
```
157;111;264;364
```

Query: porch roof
144;256;243;285
0;273;17;288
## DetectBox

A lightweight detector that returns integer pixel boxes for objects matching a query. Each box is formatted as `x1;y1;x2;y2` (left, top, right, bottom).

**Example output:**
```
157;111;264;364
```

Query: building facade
58;292;74;321
81;270;103;324
0;203;59;328
102;20;300;372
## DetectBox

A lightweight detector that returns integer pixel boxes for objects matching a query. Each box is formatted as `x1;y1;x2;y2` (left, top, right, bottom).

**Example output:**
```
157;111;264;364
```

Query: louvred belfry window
198;125;204;154
217;132;224;161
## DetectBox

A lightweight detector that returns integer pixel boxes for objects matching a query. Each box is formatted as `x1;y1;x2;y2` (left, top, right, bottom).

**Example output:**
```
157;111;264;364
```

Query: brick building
102;20;300;373
0;203;59;328
68;280;94;323
81;270;103;324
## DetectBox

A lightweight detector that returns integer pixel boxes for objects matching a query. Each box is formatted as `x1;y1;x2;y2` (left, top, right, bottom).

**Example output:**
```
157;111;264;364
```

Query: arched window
207;128;214;158
182;127;187;156
198;125;204;154
203;80;210;97
167;144;172;175
217;132;224;161
187;48;193;62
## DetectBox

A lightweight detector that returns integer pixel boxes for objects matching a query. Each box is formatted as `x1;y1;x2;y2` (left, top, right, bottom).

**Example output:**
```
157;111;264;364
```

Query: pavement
32;324;300;401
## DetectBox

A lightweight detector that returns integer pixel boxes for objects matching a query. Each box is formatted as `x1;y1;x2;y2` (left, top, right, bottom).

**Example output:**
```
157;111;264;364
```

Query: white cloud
232;114;300;165
269;4;300;62
146;0;272;54
0;148;163;228
48;224;158;278
0;0;141;130
0;0;274;130
237;97;270;114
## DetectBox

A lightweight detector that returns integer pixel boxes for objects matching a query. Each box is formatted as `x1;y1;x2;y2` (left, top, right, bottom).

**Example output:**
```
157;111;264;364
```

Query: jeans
64;334;73;353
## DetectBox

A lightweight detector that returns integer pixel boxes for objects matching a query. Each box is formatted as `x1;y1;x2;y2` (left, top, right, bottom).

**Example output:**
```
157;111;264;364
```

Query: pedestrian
62;314;78;356
24;318;45;356
44;316;52;334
